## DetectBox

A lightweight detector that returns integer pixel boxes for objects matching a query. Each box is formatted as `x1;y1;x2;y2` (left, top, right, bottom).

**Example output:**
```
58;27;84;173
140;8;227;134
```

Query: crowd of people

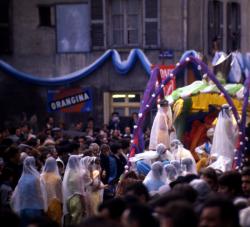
0;107;250;227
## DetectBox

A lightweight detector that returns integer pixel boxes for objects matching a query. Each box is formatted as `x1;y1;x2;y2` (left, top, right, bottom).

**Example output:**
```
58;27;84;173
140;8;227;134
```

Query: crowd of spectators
0;113;250;227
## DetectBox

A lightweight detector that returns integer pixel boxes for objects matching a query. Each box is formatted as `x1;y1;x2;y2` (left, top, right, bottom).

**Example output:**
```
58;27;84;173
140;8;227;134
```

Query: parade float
129;51;250;170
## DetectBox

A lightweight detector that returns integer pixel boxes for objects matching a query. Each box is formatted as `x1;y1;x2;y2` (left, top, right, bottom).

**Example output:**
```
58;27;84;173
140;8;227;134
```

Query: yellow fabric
47;199;62;226
196;157;209;173
66;194;84;226
191;93;242;112
173;99;184;121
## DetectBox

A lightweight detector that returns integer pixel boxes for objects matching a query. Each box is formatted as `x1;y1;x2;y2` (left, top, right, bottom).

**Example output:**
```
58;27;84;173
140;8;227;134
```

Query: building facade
0;0;249;127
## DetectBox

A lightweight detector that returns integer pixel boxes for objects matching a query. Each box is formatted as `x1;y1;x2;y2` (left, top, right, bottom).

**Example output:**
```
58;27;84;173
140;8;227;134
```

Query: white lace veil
163;163;178;184
143;161;165;192
11;156;47;214
210;105;238;170
62;155;84;215
149;105;172;150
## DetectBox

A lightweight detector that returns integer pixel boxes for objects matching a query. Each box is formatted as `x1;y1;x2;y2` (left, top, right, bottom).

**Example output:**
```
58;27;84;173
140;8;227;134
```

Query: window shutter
91;0;105;48
144;0;159;48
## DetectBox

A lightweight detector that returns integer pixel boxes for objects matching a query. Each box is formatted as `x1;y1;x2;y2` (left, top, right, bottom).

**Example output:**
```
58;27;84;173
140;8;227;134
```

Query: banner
159;65;176;96
47;87;92;112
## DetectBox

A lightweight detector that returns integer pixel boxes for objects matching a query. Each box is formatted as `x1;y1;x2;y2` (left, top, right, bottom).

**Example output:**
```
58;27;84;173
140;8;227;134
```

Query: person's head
75;121;83;130
79;216;120;227
151;161;164;178
125;182;150;204
241;167;250;197
43;157;58;173
199;196;240;227
170;140;181;153
159;99;169;110
156;143;167;156
190;179;211;202
160;201;198;227
100;144;110;156
98;198;127;222
122;204;159;227
89;143;100;156
5;146;20;164
111;112;120;122
172;183;197;204
87;118;94;128
124;126;131;135
206;128;214;141
110;142;122;155
200;168;218;192
218;171;242;198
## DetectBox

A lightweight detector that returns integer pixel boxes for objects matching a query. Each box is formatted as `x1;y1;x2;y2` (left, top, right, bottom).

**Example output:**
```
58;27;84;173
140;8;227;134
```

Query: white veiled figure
210;105;238;171
80;156;96;186
170;140;197;175
143;161;165;194
11;156;47;215
62;155;85;217
41;157;62;225
81;156;103;216
181;157;197;175
170;160;182;175
189;179;211;201
41;157;62;206
149;103;173;150
163;164;178;184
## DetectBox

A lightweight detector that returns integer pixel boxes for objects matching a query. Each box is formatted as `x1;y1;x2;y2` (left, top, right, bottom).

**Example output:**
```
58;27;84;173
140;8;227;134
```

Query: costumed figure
195;128;215;172
81;156;105;216
143;161;165;195
11;156;46;227
169;139;197;175
208;104;238;171
62;155;85;226
130;143;172;176
41;157;62;225
149;100;174;150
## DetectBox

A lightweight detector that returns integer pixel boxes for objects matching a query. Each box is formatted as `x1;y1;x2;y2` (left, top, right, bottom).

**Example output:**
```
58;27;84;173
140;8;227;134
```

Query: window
38;6;51;27
91;0;105;48
56;4;91;53
111;93;141;116
144;0;159;47
207;0;223;55
92;0;159;49
227;2;241;52
111;0;140;47
0;0;11;54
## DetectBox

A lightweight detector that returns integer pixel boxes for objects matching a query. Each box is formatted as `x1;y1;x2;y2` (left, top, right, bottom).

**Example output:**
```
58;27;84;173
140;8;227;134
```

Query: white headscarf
143;161;165;193
210;105;238;171
11;156;46;214
80;156;96;186
181;157;197;175
190;179;211;201
40;157;62;207
163;164;178;184
62;155;84;215
149;105;172;150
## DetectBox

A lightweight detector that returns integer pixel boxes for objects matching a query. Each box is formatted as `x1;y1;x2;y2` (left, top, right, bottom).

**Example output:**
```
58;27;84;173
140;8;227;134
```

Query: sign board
159;65;176;96
47;87;92;112
159;49;174;59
